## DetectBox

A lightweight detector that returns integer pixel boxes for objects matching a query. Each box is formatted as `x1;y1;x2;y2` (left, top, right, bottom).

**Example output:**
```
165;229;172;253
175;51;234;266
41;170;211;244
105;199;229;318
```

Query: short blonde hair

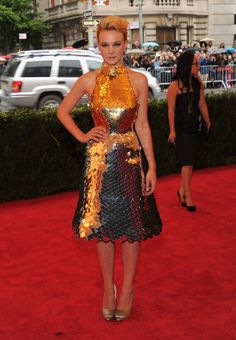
97;16;128;41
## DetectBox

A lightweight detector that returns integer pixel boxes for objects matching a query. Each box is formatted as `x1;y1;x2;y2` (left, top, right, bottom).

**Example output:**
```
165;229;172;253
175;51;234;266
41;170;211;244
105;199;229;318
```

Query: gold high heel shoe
115;290;134;322
114;308;131;321
102;284;117;321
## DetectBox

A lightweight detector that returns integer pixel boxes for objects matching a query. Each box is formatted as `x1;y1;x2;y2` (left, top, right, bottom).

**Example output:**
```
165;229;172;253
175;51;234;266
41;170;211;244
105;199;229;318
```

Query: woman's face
191;54;200;76
98;30;127;66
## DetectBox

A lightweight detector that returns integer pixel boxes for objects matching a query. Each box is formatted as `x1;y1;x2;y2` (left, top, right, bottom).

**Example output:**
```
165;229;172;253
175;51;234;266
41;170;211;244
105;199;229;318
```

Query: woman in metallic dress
57;16;162;321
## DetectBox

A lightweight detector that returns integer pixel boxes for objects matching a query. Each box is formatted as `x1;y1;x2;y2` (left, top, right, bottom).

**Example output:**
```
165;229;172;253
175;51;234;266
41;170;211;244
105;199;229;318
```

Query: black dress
72;63;162;242
175;86;202;167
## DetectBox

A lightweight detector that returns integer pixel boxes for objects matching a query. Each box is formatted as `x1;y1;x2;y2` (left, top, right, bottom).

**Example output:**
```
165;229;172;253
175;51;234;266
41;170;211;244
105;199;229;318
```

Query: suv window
58;60;83;77
22;61;52;77
87;60;102;71
3;59;21;77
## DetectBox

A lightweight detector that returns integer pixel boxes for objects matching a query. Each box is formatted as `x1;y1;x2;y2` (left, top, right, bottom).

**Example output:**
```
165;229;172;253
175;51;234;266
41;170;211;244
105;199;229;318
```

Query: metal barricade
152;65;236;89
152;67;175;90
200;65;226;88
200;65;236;88
224;65;236;88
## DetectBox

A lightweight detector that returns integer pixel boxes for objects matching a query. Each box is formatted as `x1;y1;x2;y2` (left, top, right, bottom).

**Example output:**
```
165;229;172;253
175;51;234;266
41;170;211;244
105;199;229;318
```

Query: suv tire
38;94;62;108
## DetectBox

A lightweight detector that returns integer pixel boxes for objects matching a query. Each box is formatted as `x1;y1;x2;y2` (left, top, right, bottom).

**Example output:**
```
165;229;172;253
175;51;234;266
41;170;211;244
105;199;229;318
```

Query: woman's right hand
81;126;108;143
168;131;176;144
206;120;211;132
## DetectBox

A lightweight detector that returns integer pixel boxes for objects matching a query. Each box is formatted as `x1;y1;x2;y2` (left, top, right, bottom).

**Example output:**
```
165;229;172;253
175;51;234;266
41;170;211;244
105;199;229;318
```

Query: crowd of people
126;42;236;88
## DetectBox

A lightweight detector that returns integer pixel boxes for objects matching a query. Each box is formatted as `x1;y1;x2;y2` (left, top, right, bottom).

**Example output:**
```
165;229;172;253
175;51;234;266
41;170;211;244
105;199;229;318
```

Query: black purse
198;116;210;142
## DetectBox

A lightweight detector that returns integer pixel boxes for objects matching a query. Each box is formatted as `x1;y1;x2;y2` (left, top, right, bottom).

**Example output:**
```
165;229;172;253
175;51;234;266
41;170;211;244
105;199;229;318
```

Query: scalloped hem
73;225;162;243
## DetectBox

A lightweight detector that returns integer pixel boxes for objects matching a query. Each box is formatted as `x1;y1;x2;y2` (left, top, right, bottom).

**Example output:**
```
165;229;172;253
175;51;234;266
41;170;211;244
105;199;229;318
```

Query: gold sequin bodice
91;63;138;133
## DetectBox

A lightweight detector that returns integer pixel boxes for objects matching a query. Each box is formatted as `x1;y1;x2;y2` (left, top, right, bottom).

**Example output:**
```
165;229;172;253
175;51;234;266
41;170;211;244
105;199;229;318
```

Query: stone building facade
36;0;235;49
208;0;236;47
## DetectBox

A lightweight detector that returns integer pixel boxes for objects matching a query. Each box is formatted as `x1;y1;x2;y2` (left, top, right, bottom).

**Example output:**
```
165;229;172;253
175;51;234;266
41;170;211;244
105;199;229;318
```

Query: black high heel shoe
186;204;196;212
184;195;196;212
177;191;186;207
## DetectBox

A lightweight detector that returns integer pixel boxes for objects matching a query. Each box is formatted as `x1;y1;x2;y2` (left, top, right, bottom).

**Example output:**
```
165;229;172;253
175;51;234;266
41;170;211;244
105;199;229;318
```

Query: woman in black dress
57;16;162;321
167;51;211;211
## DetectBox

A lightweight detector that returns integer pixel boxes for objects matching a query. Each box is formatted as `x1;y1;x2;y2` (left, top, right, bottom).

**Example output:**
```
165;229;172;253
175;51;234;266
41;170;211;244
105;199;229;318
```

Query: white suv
0;53;102;110
0;51;160;111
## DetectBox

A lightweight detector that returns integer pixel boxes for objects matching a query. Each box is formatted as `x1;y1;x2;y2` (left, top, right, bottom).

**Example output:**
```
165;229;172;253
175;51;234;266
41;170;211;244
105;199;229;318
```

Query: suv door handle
57;81;66;84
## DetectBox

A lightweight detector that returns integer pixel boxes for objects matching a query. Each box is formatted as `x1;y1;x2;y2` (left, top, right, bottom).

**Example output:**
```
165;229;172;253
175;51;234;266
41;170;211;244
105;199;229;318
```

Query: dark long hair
172;51;200;92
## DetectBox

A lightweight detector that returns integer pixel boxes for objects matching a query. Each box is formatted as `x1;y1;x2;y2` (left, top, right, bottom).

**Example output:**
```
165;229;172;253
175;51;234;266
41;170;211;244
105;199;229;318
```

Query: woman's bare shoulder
169;80;179;88
168;80;180;93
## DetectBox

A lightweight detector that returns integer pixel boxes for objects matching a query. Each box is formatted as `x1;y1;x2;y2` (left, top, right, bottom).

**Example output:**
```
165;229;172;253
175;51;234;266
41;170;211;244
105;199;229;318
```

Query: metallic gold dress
72;63;162;242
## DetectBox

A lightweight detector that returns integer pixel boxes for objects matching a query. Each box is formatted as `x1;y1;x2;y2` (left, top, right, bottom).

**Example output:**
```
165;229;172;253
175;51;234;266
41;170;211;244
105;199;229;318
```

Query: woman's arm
57;72;107;143
167;81;177;144
198;81;211;131
134;73;157;195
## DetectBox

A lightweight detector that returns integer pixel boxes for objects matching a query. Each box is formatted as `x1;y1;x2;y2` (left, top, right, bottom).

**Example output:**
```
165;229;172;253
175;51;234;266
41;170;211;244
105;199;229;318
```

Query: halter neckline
100;62;126;78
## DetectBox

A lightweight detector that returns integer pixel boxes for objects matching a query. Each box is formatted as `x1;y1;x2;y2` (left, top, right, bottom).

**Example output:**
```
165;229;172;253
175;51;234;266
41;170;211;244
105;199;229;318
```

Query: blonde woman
57;16;162;321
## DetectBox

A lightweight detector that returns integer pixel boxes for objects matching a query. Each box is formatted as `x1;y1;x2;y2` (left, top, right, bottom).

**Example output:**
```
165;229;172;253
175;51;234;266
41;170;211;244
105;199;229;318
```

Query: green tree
0;0;49;53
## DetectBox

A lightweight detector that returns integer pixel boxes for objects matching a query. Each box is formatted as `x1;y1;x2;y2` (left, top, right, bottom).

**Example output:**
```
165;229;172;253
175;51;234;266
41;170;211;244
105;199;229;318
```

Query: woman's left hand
144;169;157;196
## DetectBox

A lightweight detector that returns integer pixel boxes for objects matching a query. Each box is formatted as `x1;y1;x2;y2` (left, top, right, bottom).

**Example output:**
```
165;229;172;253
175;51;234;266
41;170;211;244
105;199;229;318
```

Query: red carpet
1;165;236;340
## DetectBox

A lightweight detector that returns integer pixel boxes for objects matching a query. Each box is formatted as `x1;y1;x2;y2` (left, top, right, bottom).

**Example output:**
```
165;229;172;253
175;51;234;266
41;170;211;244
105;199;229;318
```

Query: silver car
0;51;160;111
0;53;102;110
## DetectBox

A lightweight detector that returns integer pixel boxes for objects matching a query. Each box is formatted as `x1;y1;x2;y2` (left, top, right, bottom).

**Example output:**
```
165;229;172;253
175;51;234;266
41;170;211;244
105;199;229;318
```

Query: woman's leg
97;241;116;309
117;241;140;311
178;176;185;202
181;165;194;205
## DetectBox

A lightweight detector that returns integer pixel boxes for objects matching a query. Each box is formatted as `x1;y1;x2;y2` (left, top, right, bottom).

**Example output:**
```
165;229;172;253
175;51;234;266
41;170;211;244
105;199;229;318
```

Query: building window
63;34;67;47
156;0;180;5
234;15;236;24
186;26;192;45
131;29;140;46
187;0;194;6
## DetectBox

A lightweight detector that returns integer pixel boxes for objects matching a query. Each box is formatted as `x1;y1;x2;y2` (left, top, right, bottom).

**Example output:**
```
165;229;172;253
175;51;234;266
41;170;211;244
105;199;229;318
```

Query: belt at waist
88;130;140;150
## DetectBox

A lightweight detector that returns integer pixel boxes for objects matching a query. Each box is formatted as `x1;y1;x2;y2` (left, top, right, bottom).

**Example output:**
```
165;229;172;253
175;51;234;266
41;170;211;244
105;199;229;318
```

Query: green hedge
149;92;236;174
0;92;236;202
